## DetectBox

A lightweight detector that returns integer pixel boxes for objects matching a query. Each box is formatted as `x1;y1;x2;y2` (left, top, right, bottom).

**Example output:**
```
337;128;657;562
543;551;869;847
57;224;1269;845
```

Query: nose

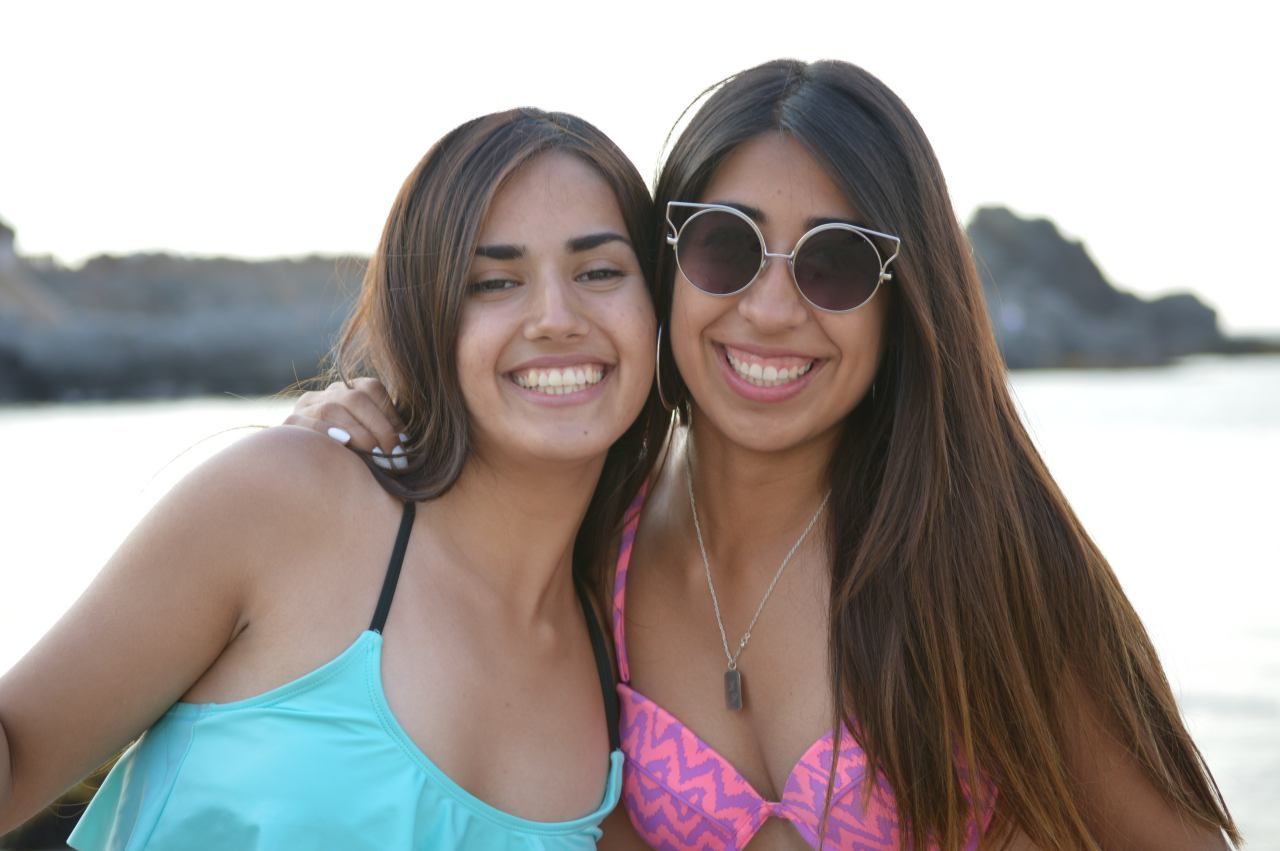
737;255;807;332
524;273;590;341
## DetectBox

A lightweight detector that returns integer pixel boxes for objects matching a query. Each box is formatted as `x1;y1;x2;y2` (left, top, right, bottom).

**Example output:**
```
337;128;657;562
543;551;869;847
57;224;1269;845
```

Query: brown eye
575;268;623;285
467;278;519;295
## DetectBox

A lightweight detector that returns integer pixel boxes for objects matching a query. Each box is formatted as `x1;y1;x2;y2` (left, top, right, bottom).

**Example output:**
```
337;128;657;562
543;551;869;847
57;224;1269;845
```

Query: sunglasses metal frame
665;201;902;313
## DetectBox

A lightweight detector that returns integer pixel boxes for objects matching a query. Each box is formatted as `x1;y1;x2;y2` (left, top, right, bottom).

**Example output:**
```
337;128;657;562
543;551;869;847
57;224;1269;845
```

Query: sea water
2;356;1277;845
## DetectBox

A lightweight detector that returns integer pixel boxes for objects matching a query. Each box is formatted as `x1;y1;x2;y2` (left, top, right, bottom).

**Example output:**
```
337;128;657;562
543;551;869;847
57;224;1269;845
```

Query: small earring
655;323;675;411
871;381;877;403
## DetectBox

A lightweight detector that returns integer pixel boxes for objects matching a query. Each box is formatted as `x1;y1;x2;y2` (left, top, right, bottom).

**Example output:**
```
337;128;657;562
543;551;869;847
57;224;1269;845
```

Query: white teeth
511;364;605;395
725;350;814;388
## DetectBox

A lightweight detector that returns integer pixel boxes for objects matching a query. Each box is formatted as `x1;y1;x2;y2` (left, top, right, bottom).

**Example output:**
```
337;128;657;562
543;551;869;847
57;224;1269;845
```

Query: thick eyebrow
806;215;866;230
475;232;630;259
475;244;523;260
567;231;631;252
707;200;766;223
706;201;868;231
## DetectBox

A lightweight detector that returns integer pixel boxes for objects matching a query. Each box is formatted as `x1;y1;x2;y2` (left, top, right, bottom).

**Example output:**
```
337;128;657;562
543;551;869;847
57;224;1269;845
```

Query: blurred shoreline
2;209;1277;404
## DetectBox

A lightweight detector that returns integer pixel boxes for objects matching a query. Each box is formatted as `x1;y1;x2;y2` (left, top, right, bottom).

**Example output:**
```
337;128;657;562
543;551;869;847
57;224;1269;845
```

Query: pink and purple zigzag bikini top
611;492;992;850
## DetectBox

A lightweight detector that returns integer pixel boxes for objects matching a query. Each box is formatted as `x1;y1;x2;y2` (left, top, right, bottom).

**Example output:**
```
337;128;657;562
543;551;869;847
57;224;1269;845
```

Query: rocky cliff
966;207;1225;368
0;223;363;401
0;209;1255;402
0;220;66;324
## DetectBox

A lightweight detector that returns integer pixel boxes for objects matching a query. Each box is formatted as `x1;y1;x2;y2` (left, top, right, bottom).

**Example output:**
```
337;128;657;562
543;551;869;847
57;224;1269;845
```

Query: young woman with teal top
290;61;1240;849
0;108;658;848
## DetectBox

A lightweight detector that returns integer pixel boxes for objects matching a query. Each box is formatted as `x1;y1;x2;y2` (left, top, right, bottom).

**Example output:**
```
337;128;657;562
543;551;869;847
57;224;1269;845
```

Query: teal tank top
68;502;624;850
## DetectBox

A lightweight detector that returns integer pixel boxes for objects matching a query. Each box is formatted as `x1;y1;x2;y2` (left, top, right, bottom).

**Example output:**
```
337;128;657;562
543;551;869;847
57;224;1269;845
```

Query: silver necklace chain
684;439;831;673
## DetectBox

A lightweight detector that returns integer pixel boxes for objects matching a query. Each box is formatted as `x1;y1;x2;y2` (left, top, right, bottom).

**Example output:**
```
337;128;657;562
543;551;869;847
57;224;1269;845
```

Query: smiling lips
723;345;816;388
509;347;816;397
510;364;606;395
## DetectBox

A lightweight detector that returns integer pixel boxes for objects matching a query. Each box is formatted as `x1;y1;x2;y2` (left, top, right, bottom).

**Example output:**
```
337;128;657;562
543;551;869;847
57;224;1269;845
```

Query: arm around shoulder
0;425;356;832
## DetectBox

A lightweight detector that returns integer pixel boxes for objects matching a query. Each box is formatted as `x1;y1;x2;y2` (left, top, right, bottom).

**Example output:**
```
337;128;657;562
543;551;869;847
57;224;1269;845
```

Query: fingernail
398;433;410;444
371;447;393;470
392;445;408;471
327;427;351;445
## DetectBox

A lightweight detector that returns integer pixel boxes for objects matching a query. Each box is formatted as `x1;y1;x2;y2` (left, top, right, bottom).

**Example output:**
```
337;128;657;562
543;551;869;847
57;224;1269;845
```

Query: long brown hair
653;60;1238;850
330;107;661;600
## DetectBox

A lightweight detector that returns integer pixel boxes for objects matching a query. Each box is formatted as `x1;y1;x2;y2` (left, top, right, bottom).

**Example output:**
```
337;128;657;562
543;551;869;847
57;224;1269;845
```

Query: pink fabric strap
610;485;647;684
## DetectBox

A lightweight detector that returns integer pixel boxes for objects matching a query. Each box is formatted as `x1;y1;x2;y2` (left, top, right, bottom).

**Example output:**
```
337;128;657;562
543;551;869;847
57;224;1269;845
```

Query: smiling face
669;132;890;454
457;150;656;468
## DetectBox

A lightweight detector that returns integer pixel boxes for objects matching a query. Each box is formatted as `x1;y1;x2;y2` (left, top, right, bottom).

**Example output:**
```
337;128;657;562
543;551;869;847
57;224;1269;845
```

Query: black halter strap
368;499;619;751
369;501;416;634
578;586;621;752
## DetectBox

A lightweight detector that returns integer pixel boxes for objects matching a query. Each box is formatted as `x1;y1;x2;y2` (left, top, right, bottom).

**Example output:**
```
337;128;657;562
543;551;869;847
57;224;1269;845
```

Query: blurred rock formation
0;220;66;324
0;208;1268;403
966;207;1225;368
0;219;362;402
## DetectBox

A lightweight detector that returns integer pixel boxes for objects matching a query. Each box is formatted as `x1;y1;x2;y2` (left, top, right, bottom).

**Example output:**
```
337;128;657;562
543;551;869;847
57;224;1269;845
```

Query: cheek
623;288;659;348
667;286;702;376
598;279;656;339
856;314;887;364
453;318;504;409
864;296;890;365
826;300;889;384
609;293;658;394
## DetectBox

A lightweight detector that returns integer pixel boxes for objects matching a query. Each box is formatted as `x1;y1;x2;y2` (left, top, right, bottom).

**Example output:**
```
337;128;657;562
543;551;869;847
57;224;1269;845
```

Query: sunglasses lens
675;211;761;296
793;228;883;311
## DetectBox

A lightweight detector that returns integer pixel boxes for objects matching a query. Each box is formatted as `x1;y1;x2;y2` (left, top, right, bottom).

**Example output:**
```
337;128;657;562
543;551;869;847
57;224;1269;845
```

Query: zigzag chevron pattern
618;684;987;849
611;491;989;849
619;684;896;849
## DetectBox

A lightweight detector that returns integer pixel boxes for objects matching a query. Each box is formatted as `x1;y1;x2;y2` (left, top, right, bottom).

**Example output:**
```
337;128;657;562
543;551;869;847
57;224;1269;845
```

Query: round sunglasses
665;201;901;313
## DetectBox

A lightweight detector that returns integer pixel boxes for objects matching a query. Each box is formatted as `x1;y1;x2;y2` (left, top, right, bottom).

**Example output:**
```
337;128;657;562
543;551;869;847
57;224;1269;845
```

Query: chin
500;431;619;467
707;410;845;456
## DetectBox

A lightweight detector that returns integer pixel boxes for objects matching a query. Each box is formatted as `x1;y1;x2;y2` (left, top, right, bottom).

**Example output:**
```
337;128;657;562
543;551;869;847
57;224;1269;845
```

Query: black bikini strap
370;501;416;633
578;587;621;751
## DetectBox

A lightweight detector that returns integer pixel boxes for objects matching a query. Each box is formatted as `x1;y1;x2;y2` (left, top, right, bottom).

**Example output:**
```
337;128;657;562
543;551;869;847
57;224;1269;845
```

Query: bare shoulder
190;425;382;511
0;429;391;830
128;424;397;599
172;426;381;529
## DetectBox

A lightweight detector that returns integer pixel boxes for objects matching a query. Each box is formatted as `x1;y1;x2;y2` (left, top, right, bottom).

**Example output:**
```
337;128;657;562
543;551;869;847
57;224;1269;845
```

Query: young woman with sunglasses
0;109;659;848
290;61;1238;850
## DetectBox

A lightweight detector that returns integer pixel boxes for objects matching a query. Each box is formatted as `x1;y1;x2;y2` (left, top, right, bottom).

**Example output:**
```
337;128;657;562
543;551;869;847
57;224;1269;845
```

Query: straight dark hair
653;60;1238;850
329;107;660;602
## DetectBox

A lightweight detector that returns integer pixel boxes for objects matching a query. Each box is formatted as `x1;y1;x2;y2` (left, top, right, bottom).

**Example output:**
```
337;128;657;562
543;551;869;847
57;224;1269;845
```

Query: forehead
700;133;862;223
478;150;627;242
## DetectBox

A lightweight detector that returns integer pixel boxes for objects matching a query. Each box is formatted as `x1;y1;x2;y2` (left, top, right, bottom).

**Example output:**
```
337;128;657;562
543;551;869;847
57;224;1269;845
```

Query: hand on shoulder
283;378;406;458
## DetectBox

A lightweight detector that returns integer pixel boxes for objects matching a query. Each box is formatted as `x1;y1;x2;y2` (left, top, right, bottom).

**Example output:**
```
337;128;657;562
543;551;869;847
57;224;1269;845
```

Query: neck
426;449;603;624
676;408;838;575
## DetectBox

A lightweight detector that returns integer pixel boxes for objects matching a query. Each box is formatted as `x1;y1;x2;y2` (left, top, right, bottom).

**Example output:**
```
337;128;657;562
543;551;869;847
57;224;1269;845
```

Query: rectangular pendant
724;668;743;711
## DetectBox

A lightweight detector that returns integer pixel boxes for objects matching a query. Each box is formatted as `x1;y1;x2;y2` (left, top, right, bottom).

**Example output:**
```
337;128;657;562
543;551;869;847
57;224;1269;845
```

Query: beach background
2;361;1277;846
2;0;1277;847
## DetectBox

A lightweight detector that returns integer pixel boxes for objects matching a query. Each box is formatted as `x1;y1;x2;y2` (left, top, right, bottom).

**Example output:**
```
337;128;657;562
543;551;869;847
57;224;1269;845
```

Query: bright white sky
2;0;1277;334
